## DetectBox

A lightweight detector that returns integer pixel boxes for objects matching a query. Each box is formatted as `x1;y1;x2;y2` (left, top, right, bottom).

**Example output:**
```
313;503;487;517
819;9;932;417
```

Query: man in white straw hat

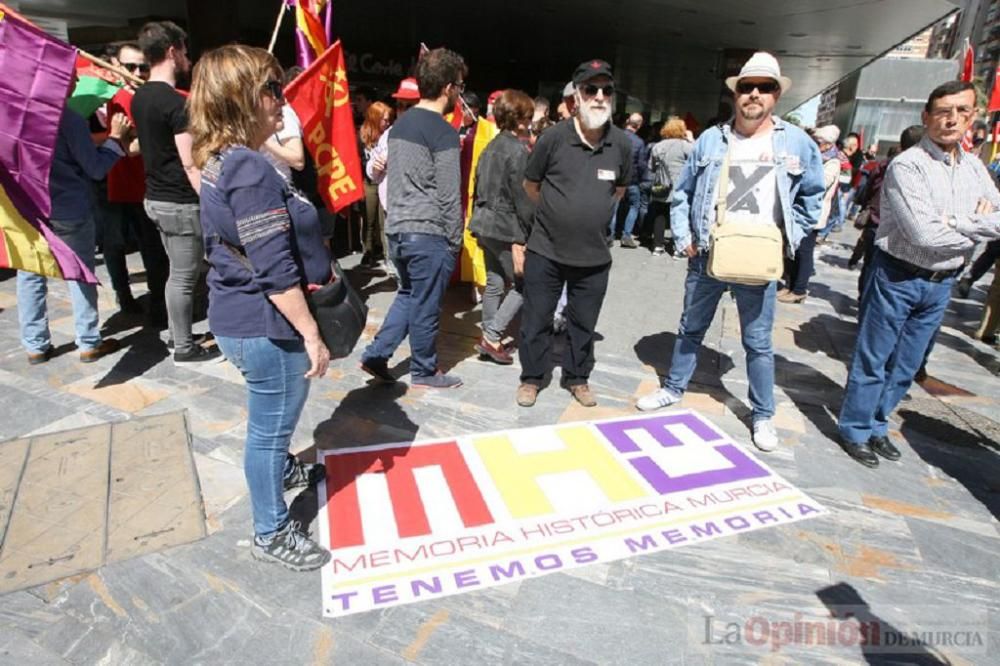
635;51;825;453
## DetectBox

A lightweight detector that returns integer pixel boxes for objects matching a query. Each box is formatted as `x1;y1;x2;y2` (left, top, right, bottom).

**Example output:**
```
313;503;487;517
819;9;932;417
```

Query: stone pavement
0;229;997;665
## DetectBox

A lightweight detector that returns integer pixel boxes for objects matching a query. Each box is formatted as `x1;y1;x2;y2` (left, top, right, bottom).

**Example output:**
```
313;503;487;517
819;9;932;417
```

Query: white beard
578;103;612;130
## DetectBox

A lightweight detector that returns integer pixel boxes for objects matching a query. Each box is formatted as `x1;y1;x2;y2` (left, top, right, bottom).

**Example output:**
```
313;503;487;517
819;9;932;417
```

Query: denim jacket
669;117;824;258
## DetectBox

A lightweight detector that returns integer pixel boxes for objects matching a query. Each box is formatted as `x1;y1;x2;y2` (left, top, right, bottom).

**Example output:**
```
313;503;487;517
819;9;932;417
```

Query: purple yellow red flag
458;118;498;286
285;40;363;214
0;4;97;282
295;0;328;60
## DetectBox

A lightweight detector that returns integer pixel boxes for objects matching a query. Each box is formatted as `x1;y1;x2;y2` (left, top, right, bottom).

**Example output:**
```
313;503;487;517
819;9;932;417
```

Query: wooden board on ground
0;411;206;595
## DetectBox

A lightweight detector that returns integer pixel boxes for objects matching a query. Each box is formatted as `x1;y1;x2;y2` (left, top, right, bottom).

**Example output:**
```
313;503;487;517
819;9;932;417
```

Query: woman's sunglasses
264;80;285;103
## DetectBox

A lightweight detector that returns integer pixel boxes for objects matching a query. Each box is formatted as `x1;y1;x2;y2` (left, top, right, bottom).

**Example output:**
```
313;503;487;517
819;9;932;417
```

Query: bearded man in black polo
517;59;633;408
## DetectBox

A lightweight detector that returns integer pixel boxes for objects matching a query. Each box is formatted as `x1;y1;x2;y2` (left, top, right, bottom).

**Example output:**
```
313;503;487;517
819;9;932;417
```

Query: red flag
988;65;1000;113
285;40;363;214
960;40;974;82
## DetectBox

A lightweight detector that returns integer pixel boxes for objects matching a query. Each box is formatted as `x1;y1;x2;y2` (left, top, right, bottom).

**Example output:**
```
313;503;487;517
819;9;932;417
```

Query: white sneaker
636;387;682;412
752;419;779;452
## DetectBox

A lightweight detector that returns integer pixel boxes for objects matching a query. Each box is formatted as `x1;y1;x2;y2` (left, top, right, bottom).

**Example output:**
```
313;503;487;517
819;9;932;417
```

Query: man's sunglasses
121;62;150;74
580;84;615;97
735;81;780;95
264;80;285;103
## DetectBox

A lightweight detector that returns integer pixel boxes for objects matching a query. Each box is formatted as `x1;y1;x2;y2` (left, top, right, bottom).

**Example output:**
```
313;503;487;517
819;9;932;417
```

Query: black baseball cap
573;59;614;85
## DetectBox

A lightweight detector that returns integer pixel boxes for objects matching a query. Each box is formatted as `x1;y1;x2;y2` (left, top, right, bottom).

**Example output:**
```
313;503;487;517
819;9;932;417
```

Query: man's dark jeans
519;250;610;387
362;233;456;377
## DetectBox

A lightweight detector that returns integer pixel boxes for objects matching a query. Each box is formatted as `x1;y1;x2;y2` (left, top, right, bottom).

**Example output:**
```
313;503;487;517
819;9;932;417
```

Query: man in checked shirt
837;80;1000;468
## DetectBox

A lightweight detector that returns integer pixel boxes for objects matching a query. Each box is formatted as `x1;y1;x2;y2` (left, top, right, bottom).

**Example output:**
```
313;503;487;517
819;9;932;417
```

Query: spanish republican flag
285;40;363;214
0;4;97;282
295;0;328;60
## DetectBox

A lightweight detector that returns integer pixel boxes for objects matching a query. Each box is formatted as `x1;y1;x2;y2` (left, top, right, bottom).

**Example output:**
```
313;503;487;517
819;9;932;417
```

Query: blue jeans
664;254;777;422
17;216;101;353
838;250;954;445
362;232;456;377
216;335;311;538
609;184;641;238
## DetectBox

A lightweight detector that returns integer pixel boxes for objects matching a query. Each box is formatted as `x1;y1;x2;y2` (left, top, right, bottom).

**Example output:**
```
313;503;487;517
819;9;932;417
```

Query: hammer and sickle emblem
321;67;350;116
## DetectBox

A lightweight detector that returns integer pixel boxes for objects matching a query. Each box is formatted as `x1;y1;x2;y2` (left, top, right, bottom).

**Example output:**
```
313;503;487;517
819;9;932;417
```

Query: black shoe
868;435;901;461
283;456;325;491
116;292;143;315
839;438;879;468
360;357;396;383
173;345;222;363
955;277;972;299
167;333;212;350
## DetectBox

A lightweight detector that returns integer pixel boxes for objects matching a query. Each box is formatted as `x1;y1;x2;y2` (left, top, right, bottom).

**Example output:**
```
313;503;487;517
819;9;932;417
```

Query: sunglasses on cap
579;84;614;97
263;80;285;103
120;62;150;74
735;80;780;95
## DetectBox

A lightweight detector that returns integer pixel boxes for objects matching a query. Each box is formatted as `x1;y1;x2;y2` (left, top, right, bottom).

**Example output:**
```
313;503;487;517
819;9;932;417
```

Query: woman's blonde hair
188;44;282;169
660;116;688;140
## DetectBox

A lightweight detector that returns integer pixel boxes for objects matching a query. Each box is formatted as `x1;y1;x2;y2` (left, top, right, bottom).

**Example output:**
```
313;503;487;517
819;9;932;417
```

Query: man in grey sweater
359;48;467;389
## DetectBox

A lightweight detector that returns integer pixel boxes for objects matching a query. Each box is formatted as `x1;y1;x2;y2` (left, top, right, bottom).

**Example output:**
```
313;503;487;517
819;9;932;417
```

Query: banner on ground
317;411;826;617
285;39;363;214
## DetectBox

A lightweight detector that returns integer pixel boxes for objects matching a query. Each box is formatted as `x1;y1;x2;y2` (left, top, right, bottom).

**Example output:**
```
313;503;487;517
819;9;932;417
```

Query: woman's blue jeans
216;335;311;539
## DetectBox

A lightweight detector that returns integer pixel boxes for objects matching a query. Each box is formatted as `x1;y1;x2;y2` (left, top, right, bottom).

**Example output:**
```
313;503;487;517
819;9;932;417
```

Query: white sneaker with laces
636;387;682;412
752;419;779;452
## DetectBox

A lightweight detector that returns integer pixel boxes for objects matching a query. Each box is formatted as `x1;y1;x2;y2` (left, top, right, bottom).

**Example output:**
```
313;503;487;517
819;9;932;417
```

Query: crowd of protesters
15;21;1000;571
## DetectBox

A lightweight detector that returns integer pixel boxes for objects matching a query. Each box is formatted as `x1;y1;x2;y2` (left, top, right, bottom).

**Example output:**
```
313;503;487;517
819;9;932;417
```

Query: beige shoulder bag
706;144;785;285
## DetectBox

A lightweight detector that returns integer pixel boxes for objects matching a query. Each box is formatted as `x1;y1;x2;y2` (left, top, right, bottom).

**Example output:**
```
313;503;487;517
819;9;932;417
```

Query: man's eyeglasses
580;84;615;98
120;62;150;74
264;80;285;103
929;105;975;119
452;81;466;93
735;80;780;95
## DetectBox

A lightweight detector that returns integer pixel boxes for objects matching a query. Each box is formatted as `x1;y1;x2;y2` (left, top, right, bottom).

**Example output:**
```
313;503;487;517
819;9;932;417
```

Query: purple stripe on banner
596;413;769;494
596;413;721;453
629;443;771;494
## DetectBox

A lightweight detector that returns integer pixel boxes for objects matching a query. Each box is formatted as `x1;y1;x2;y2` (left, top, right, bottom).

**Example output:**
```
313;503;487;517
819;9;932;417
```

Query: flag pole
77;49;144;87
324;0;332;43
267;0;288;54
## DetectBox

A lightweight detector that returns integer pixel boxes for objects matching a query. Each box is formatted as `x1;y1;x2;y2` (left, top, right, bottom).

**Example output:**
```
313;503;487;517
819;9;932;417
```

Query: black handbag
306;261;368;359
220;241;367;360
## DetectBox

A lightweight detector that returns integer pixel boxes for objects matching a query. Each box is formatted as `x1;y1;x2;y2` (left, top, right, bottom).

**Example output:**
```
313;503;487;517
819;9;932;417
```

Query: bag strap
713;138;732;230
218;238;254;272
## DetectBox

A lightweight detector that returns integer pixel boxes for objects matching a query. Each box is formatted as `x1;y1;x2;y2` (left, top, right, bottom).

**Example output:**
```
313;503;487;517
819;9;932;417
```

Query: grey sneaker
283;456;325;491
411;372;463;389
636;387;682;412
621;234;639;248
251;520;331;571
